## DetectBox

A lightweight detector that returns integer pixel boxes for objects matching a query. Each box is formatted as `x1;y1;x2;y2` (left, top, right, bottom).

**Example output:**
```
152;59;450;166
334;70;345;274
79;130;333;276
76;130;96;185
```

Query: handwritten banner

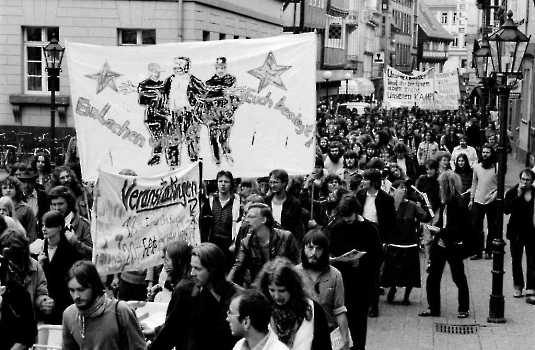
66;33;317;182
384;66;460;110
383;66;435;110
91;162;200;275
434;69;461;110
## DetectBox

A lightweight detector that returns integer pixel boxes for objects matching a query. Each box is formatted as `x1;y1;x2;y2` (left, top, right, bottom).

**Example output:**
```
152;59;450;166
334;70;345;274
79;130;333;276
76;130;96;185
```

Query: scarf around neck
76;294;108;338
271;302;303;348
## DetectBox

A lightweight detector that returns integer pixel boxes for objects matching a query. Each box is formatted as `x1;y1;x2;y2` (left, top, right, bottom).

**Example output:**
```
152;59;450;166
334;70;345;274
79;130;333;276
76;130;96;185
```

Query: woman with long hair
148;243;240;350
0;196;26;235
31;153;52;189
257;257;331;350
454;153;473;202
419;171;470;319
1;177;37;242
143;240;195;344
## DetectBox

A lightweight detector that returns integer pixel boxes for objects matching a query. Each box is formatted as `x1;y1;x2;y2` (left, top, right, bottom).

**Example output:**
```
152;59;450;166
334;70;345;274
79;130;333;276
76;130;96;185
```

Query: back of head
438;170;462;203
234;289;271;332
363;168;382;188
0;228;31;276
164;240;192;282
42;211;65;229
366;157;386;172
337;194;361;217
66;260;105;298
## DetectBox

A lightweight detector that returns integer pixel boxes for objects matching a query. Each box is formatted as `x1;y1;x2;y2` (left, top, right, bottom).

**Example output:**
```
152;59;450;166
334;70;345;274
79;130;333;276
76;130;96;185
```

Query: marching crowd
1;102;535;350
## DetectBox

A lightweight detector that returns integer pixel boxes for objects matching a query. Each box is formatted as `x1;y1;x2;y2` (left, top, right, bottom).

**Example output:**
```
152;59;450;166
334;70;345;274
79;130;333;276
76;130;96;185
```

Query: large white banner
384;66;435;110
91;162;200;275
67;33;317;182
434;69;461;110
384;66;460;110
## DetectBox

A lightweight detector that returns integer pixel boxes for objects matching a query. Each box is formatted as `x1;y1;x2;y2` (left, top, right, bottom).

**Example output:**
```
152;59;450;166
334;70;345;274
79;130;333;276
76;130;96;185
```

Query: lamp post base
487;294;506;323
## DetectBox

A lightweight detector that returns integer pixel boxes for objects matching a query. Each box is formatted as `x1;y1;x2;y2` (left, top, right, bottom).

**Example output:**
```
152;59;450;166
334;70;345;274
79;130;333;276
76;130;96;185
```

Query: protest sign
91;162;200;275
434;69;461;110
383;66;435;110
66;33;317;182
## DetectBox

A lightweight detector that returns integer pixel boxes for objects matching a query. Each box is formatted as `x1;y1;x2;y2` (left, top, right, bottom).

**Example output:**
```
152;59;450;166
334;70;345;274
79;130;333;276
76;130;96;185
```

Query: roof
418;1;454;42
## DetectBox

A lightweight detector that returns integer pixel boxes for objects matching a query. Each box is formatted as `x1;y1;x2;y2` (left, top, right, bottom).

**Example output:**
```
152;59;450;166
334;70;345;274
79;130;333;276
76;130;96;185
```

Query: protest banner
383;66;435;110
434;69;461;110
91;162;200;275
66;33;317;182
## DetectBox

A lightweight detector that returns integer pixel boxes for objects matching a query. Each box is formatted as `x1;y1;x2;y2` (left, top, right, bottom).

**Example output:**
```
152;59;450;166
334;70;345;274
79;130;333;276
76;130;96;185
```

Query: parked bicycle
3;131;32;173
32;133;51;158
50;135;72;167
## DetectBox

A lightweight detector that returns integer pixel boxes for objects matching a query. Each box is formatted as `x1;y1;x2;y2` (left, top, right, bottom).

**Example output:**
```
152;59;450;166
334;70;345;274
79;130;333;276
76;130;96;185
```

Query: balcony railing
421;50;448;62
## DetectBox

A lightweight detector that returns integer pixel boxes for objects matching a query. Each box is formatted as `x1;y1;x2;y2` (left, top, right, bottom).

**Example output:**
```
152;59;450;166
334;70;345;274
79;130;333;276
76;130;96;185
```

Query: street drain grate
434;323;480;334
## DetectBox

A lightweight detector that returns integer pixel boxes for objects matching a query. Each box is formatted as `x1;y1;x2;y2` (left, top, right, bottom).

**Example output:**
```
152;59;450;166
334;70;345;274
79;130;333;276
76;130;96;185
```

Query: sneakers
419;310;440;317
526;296;535;305
514;289;523;298
458;311;469;319
525;289;535;297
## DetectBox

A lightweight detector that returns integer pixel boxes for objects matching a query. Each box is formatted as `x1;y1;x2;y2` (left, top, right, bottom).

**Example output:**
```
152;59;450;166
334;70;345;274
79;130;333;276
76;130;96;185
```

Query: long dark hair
164;240;192;285
454;154;473;176
191;243;227;294
257;257;310;320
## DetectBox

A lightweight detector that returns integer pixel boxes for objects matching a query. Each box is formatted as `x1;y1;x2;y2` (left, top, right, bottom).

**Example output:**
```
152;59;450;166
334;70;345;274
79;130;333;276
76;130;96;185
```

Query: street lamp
344;72;352;102
486;11;531;324
43;37;65;166
323;71;333;114
473;36;494;155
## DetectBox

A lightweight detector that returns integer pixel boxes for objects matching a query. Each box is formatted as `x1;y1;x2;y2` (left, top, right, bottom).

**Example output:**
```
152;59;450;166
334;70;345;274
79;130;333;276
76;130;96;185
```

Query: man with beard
336;150;361;190
451;135;478;170
330;196;383;350
324;141;344;175
62;261;146;350
389;143;418;182
297;229;349;350
469;144;499;260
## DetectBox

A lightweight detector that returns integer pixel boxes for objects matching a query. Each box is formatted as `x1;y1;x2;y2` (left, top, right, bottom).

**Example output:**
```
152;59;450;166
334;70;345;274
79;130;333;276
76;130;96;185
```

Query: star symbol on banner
248;52;291;93
85;60;123;94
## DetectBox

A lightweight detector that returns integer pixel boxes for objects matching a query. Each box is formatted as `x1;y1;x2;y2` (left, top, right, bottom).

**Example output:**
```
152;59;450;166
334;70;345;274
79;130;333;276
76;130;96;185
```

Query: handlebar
33;133;49;143
11;131;32;137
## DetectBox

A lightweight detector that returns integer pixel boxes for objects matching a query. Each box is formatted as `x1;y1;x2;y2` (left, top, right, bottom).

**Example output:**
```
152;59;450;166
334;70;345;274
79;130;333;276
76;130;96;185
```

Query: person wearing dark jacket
265;169;305;245
419;171;470;319
228;203;299;287
329;195;383;350
149;243;241;350
504;168;535;298
38;211;86;325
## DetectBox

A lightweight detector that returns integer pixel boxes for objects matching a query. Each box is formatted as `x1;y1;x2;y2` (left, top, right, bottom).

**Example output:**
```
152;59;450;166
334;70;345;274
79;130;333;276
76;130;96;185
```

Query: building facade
1;0;284;143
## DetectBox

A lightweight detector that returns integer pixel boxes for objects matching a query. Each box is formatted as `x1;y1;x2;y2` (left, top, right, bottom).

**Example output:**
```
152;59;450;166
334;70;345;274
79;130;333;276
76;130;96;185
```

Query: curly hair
256;257;310;321
1;176;24;202
49;166;85;197
31;153;52;174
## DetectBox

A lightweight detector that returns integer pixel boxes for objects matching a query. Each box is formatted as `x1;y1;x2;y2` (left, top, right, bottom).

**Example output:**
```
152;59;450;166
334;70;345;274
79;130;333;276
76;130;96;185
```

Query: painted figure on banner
159;56;206;168
200;57;241;165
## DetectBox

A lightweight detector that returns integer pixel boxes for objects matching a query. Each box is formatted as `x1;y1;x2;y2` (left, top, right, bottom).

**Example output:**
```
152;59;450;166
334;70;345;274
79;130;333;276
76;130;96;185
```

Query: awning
338;77;375;95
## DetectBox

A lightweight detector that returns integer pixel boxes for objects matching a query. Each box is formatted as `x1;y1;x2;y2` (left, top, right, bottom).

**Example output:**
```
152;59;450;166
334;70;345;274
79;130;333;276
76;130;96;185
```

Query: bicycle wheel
4;149;16;174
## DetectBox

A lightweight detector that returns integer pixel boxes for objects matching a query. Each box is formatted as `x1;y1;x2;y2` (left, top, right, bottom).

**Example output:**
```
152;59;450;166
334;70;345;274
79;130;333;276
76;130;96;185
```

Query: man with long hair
469;144;498;260
419;171;470;319
62;260;146;349
297;229;349;350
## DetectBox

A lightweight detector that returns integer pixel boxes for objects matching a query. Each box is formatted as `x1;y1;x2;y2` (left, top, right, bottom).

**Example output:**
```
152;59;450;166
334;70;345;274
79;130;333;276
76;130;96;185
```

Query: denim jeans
509;235;535;290
472;201;498;254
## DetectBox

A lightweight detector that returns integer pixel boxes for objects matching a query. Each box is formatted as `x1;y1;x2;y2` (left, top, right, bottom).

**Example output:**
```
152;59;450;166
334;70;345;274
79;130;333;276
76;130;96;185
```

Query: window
219;33;226;40
452;36;458;47
459;27;465;33
459;3;467;10
118;29;156;45
441;13;448;24
203;31;210;41
452;12;457;24
461;59;467;68
24;26;60;93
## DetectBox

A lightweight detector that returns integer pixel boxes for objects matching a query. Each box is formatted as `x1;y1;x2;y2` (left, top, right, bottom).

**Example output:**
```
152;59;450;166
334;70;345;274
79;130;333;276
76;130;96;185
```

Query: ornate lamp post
486;11;531;323
473;36;494;155
323;71;333;114
43;37;65;166
344;72;352;102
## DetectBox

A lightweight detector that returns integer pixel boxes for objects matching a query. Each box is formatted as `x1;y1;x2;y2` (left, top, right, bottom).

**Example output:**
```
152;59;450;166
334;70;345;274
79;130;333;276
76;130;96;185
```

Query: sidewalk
366;155;534;350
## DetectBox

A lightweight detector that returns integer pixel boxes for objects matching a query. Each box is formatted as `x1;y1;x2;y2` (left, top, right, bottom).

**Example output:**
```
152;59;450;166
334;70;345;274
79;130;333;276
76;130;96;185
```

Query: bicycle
50;135;72;167
0;133;9;170
32;133;51;158
4;131;32;173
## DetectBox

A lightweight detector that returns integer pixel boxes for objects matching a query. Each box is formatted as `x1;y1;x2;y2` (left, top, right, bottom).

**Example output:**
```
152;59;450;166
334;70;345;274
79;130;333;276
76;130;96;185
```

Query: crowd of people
1;102;534;350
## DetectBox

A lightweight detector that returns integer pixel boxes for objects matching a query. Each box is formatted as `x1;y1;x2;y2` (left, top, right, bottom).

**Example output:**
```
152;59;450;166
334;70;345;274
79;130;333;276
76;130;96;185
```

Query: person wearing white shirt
451;136;478;170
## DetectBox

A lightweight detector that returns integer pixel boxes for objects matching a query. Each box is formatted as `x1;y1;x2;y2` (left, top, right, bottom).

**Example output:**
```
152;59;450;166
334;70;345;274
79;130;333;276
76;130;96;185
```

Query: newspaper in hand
330;249;366;263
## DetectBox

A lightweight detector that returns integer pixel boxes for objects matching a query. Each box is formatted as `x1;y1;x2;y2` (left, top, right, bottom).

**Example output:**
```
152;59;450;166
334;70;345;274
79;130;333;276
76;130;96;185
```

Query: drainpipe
178;0;183;42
